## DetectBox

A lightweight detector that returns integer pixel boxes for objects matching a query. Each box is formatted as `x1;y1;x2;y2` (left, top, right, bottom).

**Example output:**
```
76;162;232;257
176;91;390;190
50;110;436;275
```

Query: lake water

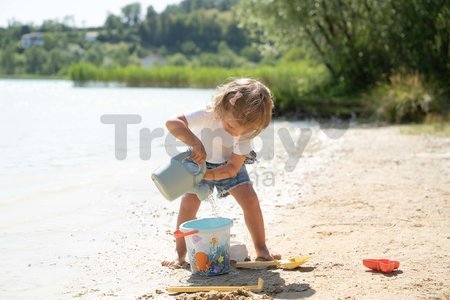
0;79;215;170
0;79;214;201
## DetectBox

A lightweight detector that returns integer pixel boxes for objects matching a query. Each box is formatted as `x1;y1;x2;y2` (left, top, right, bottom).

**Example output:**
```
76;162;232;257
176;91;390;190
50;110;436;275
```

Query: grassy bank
68;61;363;116
67;63;448;122
67;61;327;88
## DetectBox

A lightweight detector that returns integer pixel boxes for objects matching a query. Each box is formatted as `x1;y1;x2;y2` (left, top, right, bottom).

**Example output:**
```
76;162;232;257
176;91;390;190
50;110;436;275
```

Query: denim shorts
184;158;251;198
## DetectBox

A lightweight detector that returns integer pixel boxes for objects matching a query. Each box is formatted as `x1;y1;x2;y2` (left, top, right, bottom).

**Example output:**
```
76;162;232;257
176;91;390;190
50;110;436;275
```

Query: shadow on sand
168;266;316;299
365;269;403;277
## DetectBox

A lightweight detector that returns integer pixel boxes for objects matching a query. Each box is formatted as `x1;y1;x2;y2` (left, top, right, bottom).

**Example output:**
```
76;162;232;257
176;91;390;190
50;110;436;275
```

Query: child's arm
166;115;206;164
203;153;246;181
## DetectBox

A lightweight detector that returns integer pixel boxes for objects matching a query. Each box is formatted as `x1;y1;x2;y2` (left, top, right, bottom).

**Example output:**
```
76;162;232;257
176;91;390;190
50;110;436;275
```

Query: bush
166;53;189;66
365;74;447;123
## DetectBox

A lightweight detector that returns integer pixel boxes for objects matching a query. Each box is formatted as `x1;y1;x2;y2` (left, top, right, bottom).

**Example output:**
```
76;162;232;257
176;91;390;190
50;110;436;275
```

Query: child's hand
190;141;207;165
203;169;214;180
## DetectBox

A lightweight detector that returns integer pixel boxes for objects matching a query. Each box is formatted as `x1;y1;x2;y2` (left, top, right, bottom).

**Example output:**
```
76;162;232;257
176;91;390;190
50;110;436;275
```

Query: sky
0;0;183;27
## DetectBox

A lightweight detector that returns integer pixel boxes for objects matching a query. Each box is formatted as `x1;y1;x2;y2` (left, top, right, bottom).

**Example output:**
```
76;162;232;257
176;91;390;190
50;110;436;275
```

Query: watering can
151;151;211;201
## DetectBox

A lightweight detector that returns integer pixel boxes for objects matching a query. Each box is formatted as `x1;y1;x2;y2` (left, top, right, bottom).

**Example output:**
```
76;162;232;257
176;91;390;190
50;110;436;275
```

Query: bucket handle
173;229;199;239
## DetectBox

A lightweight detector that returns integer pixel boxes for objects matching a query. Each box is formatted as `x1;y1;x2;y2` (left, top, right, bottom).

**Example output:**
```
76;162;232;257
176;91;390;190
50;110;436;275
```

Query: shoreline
1;78;448;125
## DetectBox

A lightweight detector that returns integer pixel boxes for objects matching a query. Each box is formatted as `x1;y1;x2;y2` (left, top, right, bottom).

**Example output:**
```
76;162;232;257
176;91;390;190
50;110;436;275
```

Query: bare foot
161;257;189;269
255;246;281;261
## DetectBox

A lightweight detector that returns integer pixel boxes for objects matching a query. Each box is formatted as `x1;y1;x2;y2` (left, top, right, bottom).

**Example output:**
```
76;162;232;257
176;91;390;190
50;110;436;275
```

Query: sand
2;123;449;299
144;124;449;300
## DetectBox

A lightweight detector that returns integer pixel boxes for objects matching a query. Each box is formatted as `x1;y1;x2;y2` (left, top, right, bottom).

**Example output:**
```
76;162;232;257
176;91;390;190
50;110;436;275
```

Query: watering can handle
173;229;199;239
172;150;207;183
194;162;207;183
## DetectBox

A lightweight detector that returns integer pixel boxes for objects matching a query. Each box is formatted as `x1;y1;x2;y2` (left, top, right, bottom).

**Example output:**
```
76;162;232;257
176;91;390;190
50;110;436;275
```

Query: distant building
84;31;99;42
21;32;44;48
141;54;165;67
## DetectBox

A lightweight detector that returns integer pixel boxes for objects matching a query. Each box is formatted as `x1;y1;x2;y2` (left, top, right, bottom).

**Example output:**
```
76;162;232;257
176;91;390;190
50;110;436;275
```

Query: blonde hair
209;78;274;139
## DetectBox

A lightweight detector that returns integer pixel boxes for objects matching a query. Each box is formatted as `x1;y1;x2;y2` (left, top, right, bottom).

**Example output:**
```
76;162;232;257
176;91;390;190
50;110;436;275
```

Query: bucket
180;217;233;276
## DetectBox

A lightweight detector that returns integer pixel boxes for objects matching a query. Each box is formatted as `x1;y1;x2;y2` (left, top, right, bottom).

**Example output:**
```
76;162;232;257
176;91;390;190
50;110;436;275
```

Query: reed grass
68;63;448;121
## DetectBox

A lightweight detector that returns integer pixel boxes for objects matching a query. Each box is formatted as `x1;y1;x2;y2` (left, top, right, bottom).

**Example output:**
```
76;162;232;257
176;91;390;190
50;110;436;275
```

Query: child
162;78;280;268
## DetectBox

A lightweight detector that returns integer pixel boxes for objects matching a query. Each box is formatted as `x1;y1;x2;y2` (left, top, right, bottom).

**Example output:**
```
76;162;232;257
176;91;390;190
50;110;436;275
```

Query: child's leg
228;184;280;260
161;193;201;267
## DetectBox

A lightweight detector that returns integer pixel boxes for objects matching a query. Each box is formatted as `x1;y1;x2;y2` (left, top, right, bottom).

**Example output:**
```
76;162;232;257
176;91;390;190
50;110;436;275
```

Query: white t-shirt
183;109;253;164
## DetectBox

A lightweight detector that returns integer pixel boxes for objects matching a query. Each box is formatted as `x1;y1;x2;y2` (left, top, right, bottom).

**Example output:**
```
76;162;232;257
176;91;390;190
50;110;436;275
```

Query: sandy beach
1;121;449;299
142;124;449;300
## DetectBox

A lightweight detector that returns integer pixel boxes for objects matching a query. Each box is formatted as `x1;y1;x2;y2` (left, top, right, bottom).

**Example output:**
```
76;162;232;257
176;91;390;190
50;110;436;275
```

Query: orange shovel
363;259;400;273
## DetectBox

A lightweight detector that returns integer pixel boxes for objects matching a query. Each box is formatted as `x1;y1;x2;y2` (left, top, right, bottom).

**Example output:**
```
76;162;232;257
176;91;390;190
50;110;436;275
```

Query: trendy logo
100;114;350;172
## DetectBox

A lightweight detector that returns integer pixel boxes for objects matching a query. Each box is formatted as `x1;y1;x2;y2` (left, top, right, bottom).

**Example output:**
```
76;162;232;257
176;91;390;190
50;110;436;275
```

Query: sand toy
363;259;400;273
167;277;264;293
235;256;312;270
176;217;233;276
230;241;248;262
151;150;211;201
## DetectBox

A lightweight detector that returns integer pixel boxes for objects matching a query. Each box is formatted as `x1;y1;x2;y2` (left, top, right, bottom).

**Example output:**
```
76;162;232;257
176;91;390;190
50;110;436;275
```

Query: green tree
43;33;57;51
139;6;159;47
390;1;449;82
238;0;449;87
104;14;124;42
0;22;23;49
84;44;104;66
40;19;64;32
0;46;17;74
45;48;65;74
25;46;47;74
167;53;189;66
108;43;132;66
240;46;261;63
105;14;123;30
181;40;199;56
121;3;142;27
14;54;27;74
